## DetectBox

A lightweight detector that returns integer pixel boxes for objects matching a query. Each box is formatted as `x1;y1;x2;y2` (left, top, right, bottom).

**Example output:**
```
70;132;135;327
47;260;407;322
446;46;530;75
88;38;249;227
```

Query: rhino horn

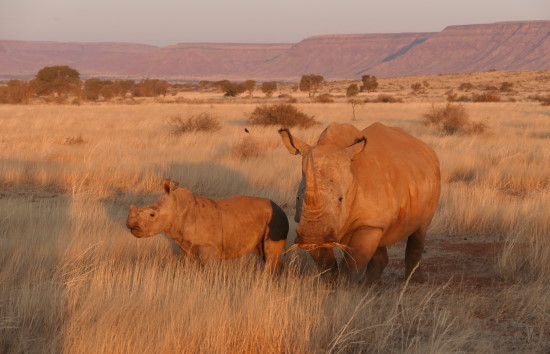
304;155;321;208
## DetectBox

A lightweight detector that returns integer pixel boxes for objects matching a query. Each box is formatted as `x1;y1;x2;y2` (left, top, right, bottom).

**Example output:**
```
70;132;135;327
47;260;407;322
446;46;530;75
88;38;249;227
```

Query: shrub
315;93;334;103
500;82;514;92
249;103;317;128
411;82;423;92
459;82;474;91
167;112;221;134
528;94;550;106
370;94;403;103
472;93;501;102
422;103;487;135
231;133;263;160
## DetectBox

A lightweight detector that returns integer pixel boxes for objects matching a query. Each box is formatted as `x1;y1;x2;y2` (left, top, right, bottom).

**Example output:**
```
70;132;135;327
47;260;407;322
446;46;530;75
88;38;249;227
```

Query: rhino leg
264;239;286;274
405;228;426;283
308;247;338;276
341;227;383;284
365;246;388;285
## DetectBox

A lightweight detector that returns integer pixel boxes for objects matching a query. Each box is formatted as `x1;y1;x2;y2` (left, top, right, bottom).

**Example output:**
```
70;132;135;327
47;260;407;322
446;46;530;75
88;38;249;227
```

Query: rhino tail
267;201;289;242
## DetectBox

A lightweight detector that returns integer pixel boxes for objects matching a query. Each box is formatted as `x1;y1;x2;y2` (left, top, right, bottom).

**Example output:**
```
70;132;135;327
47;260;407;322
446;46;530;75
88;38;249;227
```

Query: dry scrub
0;95;549;352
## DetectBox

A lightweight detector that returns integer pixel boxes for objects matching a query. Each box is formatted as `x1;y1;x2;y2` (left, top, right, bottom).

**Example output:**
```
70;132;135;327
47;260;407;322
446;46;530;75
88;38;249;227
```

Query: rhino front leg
340;227;383;284
308;247;338;277
405;228;426;283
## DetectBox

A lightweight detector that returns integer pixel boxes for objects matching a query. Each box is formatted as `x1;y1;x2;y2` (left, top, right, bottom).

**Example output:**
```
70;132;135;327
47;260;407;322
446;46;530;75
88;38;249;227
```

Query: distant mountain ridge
1;20;549;80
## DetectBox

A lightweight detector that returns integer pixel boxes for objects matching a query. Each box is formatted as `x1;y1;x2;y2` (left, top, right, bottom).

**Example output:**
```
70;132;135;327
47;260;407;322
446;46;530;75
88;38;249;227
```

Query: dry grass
1;71;550;352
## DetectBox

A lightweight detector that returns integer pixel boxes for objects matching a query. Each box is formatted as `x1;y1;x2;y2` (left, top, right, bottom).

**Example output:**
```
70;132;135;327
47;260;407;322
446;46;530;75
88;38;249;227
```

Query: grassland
1;71;549;353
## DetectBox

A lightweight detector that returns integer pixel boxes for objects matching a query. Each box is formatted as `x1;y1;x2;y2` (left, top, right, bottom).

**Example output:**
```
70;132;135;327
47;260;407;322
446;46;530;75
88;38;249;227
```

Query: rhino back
351;123;440;240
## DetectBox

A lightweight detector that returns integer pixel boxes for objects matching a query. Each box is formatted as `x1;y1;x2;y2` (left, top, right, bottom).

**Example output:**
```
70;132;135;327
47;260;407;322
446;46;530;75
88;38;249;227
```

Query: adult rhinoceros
279;122;440;283
126;180;289;272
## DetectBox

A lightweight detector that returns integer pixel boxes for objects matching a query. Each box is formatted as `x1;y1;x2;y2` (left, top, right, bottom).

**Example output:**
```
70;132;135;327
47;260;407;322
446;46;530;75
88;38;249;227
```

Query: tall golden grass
1;97;549;352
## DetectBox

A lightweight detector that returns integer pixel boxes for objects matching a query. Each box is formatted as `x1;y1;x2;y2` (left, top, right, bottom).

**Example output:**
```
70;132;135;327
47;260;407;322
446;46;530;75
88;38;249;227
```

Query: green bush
249;103;317;128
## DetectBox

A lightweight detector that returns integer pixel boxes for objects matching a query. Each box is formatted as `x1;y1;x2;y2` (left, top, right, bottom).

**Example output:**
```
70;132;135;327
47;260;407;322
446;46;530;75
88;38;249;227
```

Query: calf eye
338;197;343;202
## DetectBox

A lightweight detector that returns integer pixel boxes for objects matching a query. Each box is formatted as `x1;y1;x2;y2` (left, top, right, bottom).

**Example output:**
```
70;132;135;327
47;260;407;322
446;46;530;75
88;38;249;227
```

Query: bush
500;82;514;92
231;133;263;160
315;93;334;103
249;103;317;128
459;82;474;91
167;112;221;134
472;93;501;102
422;103;487;135
366;94;403;103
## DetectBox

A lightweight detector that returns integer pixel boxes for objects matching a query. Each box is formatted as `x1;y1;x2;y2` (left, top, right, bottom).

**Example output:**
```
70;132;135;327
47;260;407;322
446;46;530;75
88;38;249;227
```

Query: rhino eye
150;213;155;217
296;196;300;200
338;197;343;202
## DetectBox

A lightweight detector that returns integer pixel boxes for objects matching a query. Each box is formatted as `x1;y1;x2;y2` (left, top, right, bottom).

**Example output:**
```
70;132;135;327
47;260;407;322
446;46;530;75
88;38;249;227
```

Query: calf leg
264;239;286;274
365;246;388;285
405;228;426;283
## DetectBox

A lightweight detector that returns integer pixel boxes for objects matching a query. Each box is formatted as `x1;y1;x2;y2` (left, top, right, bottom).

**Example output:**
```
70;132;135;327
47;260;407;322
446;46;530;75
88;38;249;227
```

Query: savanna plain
1;71;549;353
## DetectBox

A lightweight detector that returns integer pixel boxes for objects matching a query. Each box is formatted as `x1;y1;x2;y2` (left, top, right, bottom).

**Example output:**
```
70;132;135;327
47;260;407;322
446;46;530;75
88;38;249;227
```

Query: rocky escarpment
1;21;549;80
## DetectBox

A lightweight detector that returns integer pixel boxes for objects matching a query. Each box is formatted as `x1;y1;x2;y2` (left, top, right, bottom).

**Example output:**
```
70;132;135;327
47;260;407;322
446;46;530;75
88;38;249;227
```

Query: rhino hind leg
365;246;388;285
263;239;286;274
405;228;426;283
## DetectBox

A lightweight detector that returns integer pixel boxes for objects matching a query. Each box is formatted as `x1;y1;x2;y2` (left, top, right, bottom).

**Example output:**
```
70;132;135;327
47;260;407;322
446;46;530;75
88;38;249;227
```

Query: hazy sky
1;0;548;46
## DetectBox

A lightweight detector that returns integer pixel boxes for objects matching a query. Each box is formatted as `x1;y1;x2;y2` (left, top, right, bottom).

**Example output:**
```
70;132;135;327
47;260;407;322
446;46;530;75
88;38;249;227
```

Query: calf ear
130;205;138;214
163;179;171;194
345;137;367;159
170;181;179;191
279;128;310;156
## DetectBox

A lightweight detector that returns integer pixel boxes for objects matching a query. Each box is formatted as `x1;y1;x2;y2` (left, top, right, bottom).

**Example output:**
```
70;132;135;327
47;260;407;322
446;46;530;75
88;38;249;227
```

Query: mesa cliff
1;20;548;80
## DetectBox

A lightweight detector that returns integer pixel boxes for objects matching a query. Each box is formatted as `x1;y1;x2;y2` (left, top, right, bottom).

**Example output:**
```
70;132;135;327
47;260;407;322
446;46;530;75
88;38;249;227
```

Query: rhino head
279;127;366;247
126;180;180;238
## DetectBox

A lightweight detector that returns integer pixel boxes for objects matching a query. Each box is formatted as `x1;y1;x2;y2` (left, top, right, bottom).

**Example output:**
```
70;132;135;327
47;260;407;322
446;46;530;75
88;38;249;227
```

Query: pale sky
1;0;548;46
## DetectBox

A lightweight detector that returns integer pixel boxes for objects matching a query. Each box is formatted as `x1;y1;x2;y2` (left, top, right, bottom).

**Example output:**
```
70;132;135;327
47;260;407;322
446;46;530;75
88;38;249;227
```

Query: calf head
126;179;179;238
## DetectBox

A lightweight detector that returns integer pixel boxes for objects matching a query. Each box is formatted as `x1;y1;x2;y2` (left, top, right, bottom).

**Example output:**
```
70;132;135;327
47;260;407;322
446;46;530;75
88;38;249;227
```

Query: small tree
346;84;359;97
242;80;256;97
34;65;80;96
299;74;324;98
349;99;362;121
261;81;277;97
361;74;378;92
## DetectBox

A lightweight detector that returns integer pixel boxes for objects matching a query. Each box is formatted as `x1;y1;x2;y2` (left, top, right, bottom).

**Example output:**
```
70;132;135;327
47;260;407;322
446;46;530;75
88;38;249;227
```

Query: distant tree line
0;65;172;103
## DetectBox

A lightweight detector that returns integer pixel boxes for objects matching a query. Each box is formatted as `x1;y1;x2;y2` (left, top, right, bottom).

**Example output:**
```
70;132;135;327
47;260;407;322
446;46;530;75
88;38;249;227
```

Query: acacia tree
242;80;256;97
361;74;378;92
261;81;277;97
299;74;324;98
34;65;80;96
346;84;359;97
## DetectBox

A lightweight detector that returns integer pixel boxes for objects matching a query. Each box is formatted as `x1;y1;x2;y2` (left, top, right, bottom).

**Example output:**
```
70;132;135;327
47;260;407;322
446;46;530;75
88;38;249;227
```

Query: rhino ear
163;179;172;194
170;181;179;191
346;137;367;159
279;128;310;156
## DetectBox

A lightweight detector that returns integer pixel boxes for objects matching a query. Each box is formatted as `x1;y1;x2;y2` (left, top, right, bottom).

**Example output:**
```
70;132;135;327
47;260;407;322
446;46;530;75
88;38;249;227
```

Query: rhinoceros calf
279;122;441;284
126;180;289;271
